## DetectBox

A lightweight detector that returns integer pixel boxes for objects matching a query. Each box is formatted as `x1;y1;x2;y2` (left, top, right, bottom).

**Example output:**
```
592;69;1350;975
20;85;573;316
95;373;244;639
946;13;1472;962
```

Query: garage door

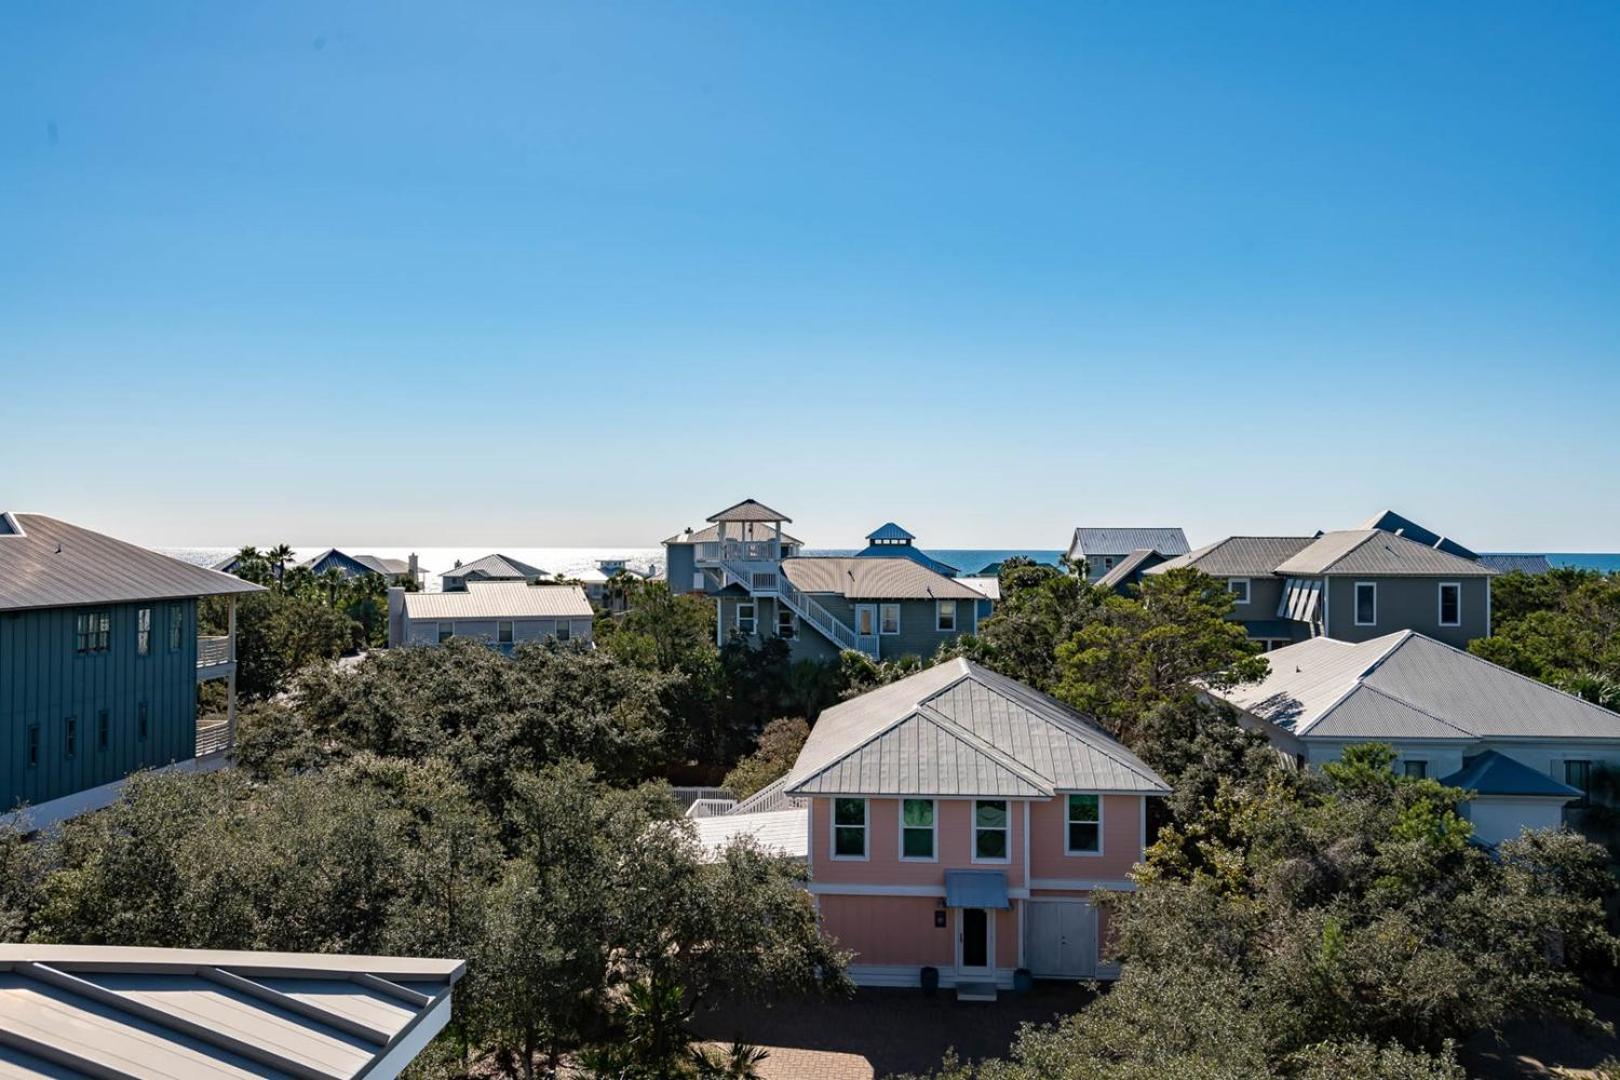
1024;900;1097;978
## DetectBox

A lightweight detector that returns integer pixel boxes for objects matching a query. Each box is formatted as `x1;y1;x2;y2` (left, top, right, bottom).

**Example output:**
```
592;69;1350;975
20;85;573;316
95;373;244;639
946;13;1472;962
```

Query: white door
955;907;995;979
1024;900;1097;978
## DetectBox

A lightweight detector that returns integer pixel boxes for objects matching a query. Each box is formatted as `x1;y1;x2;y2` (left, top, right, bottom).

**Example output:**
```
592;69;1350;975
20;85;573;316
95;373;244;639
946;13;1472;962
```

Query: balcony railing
698;539;781;564
198;636;232;668
196;717;231;757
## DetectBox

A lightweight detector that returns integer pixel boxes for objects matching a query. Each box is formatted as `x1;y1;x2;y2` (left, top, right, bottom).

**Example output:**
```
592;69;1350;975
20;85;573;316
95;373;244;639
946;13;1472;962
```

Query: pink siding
1027;794;1144;882
819;895;954;966
810;798;1028;887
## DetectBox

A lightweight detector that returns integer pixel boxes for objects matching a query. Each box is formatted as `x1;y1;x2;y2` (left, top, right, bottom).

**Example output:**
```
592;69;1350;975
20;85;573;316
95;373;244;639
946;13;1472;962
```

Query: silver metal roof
1479;554;1553;575
664;523;804;546
1213;630;1620;741
1274;530;1493;577
956;576;1001;601
780;558;985;601
1147;536;1317;578
784;659;1170;798
705;499;792;524
0;944;462;1080
400;582;593;620
1068;527;1190;560
0;514;264;612
1094;548;1165;590
692;808;809;860
441;554;549;582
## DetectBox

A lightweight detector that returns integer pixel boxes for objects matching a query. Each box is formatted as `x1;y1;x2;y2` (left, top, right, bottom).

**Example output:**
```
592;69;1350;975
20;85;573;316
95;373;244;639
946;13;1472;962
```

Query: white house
1205;630;1620;844
387;581;594;651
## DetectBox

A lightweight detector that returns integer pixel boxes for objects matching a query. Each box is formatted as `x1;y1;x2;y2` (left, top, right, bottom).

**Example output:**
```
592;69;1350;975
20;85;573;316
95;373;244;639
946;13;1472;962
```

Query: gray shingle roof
1213;630;1620;741
0;514;264;612
781;558;985;601
1068;527;1190;560
1274;530;1493;577
401;582;593;620
706;499;792;524
1148;536;1317;578
0;943;462;1080
784;659;1170;798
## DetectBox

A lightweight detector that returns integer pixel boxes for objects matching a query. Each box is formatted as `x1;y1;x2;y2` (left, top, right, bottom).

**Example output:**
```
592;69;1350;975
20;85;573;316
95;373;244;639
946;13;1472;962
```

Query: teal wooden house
0;513;261;824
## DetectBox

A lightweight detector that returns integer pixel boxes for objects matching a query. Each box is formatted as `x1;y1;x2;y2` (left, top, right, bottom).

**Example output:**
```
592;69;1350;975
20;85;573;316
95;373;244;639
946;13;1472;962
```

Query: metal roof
1358;510;1480;560
441;554;549;582
780;558;984;601
1068;527;1190;560
784;659;1170;798
301;550;411;578
956;576;1001;601
1441;751;1583;799
852;544;961;577
1274;530;1493;577
0;944;462;1080
706;499;792;524
944;870;1010;910
400;582;593;620
1479;554;1553;575
691;808;809;860
1094;548;1167;590
1213;630;1620;741
663;523;805;546
1147;536;1317;578
0;514;264;612
864;522;916;542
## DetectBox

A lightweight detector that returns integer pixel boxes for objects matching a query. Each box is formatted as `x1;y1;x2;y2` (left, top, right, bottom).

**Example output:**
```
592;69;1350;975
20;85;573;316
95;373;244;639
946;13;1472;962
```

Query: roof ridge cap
1405;631;1620;721
1293;633;1408;735
911;702;1057;792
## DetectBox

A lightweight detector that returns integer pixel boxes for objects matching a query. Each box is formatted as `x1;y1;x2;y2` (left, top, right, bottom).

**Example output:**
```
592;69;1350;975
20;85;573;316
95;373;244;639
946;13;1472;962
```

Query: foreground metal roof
0;514;264;612
0;944;463;1080
400;582;593;620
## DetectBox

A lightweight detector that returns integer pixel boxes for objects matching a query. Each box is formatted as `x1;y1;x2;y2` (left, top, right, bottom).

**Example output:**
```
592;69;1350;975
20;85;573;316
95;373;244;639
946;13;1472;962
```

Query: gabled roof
784;659;1170;798
1441;750;1583;799
780;558;983;601
1359;510;1479;560
1214;630;1620;741
0;943;462;1080
302;549;412;577
706;499;791;524
1095;548;1168;590
1068;527;1190;560
1148;536;1317;578
1479;554;1553;575
1274;530;1493;578
865;522;916;542
0;514;264;612
442;553;549;581
663;523;805;546
401;582;593;620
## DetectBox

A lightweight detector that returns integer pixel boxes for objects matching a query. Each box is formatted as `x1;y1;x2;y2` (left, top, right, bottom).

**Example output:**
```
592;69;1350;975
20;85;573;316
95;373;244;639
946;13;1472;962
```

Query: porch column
773;519;782;561
225;596;238;752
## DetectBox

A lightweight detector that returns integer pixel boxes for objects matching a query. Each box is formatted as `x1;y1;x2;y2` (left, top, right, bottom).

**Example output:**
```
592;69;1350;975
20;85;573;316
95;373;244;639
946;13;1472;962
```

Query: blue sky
2;2;1617;550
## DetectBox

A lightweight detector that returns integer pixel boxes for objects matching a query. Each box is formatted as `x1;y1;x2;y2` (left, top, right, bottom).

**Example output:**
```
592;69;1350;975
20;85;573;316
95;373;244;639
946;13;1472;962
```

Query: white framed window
497;620;514;644
856;605;877;637
1101;557;1115;570
136;608;151;656
1065;793;1102;854
75;611;111;654
1354;582;1377;626
900;798;936;860
437;622;454;643
936;600;957;632
735;602;756;635
1228;578;1251;605
776;606;796;639
973;799;1010;862
879;603;900;636
1438;582;1461;627
832;798;867;859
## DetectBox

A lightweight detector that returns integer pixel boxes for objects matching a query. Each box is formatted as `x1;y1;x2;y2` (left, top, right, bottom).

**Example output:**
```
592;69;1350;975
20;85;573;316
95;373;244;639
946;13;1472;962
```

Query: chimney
408;552;419;583
387;587;406;648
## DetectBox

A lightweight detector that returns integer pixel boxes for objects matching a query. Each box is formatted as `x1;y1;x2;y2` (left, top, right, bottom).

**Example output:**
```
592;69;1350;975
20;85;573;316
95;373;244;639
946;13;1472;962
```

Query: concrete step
954;981;997;1003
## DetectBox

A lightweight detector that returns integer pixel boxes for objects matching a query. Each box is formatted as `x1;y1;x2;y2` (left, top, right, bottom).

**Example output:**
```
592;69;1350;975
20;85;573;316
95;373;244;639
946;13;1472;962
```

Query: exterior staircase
721;560;880;658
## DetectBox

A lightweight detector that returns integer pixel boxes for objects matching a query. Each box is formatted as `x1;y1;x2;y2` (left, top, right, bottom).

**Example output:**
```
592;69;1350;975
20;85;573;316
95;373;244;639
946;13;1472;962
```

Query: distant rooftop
706;498;792;524
865;522;916;543
1068;527;1190;561
402;581;594;620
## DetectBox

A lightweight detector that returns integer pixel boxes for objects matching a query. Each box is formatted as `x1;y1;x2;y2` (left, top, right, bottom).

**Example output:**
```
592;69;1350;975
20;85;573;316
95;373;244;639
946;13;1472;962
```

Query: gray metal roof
1213;630;1620;741
1479;554;1553;575
1274;530;1493;577
663;523;805;546
784;659;1170;798
706;499;792;524
865;522;916;542
692;807;809;860
1148;536;1317;578
781;558;985;601
1441;751;1582;798
0;514;264;612
1358;510;1479;560
301;550;411;578
440;554;549;582
1068;527;1190;560
1094;548;1166;590
0;943;462;1080
400;582;593;620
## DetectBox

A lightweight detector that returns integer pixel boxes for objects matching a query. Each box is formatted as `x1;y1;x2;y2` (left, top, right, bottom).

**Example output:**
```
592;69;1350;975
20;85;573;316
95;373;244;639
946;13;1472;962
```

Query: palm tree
265;543;295;589
318;567;346;605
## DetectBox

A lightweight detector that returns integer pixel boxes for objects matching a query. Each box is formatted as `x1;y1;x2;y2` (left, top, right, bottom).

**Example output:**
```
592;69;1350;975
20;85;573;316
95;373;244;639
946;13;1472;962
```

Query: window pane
975;828;1007;859
1440;585;1460;625
902;799;934;827
1068;794;1099;823
902;827;934;858
975;801;1007;829
835;798;866;826
1403;761;1427;779
834;827;866;857
1356;585;1375;623
880;604;899;633
1068;822;1100;852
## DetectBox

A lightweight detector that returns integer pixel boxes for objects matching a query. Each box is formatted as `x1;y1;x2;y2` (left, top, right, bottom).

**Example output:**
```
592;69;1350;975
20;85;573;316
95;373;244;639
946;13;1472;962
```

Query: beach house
1066;527;1190;583
440;553;551;591
1204;630;1620;844
0;512;262;826
302;548;422;587
770;659;1169;997
663;500;988;662
387;582;594;651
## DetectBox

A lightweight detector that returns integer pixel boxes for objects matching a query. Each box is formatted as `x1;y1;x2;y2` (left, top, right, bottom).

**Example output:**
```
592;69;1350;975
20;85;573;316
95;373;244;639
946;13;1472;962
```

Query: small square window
1355;582;1377;626
879;604;900;635
1403;760;1427;780
736;603;756;635
1228;579;1251;605
1066;793;1101;854
75;611;110;654
776;606;796;639
833;798;867;858
936;601;957;632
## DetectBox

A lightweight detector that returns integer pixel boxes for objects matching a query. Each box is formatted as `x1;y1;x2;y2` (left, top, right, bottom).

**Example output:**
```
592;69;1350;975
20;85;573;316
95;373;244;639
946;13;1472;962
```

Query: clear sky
2;2;1617;551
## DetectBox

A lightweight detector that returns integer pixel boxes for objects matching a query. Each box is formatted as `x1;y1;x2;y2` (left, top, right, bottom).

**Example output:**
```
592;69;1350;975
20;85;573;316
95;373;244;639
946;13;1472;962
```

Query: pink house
781;659;1169;998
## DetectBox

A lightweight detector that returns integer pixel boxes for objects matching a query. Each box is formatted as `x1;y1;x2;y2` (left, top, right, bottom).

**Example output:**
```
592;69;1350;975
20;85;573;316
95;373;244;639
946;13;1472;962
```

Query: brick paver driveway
694;984;1093;1080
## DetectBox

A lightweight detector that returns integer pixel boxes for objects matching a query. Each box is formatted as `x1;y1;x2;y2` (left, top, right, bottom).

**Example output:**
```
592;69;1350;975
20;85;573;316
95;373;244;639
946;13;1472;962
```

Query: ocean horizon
160;545;1620;591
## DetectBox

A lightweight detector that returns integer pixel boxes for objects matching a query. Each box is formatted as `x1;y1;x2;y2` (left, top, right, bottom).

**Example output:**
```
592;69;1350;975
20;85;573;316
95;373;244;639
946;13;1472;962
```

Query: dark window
75;611;110;654
138;702;149;741
1067;793;1101;853
1355;583;1377;626
168;606;184;651
556;621;572;643
833;798;867;858
1403;760;1427;779
136;607;151;656
64;717;77;760
97;709;109;750
901;799;935;859
497;620;514;644
26;724;39;767
974;800;1009;860
1566;760;1593;808
1438;583;1461;628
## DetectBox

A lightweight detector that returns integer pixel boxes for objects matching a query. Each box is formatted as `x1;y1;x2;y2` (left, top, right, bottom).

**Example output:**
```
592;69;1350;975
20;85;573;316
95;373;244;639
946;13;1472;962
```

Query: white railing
196;718;231;756
197;636;232;668
701;540;781;563
776;573;876;656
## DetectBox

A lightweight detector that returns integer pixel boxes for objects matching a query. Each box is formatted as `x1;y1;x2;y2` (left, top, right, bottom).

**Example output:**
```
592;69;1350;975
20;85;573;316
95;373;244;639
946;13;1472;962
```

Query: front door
855;604;877;637
957;908;993;978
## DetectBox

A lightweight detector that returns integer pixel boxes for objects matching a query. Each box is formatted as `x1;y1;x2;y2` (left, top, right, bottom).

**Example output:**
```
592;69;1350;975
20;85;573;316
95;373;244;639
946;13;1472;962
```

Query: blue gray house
0;512;262;825
1067;527;1191;582
663;500;989;662
302;548;421;586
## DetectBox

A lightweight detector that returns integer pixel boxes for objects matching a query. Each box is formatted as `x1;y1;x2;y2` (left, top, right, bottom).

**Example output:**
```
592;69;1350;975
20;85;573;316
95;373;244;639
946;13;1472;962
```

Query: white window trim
1354;581;1377;627
1437;581;1462;628
1063;793;1105;857
898;798;938;863
971;799;1012;865
830;797;869;862
855;604;877;637
735;602;756;635
776;606;796;639
1228;578;1251;605
935;600;957;632
879;603;901;636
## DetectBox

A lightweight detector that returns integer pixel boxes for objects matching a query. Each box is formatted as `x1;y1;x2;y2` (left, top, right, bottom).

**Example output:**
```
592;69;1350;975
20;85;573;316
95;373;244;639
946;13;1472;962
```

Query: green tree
722;716;809;800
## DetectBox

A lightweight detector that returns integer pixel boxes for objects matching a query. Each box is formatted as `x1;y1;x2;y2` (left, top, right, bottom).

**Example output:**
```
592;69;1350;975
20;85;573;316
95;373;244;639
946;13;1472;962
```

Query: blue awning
944;870;1010;910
